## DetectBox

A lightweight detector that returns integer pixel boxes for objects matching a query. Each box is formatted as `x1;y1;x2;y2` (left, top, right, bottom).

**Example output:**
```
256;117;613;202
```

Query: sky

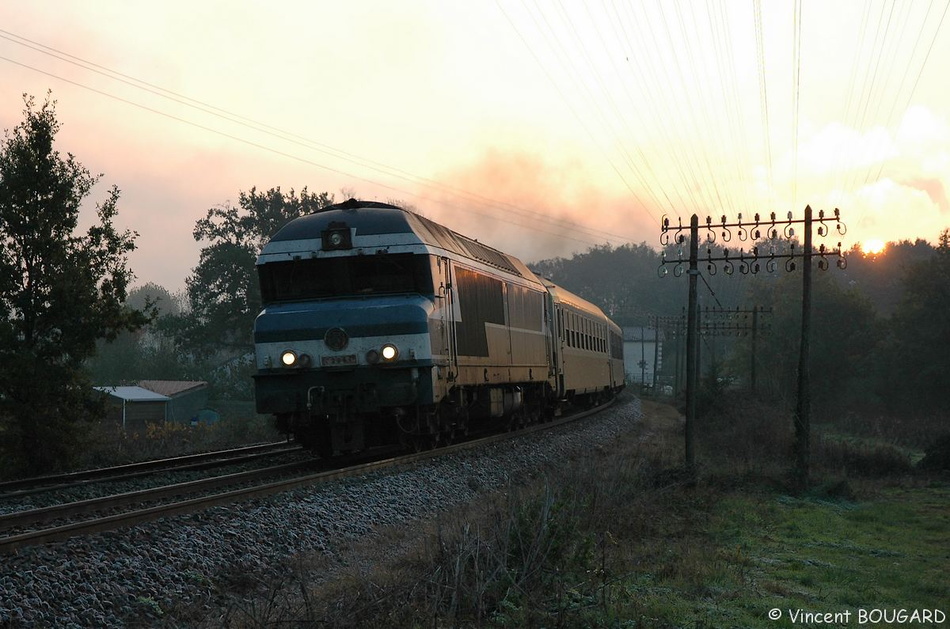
1;0;949;293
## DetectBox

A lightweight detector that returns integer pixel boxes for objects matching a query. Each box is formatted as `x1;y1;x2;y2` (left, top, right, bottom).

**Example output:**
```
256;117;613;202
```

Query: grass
177;395;949;628
667;487;950;627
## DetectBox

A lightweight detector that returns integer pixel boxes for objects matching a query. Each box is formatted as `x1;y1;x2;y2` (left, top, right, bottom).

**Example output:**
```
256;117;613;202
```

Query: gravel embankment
0;396;642;628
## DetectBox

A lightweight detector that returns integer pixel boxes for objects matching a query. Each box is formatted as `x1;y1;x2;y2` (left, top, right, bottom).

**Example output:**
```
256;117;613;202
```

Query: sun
861;239;886;255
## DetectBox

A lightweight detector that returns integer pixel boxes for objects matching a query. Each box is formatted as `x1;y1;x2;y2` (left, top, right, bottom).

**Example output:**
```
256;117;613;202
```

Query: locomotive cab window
259;253;434;304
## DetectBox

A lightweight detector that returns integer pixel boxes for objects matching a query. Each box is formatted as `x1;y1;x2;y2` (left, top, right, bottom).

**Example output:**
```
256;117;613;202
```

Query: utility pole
652;328;660;391
685;214;699;472
751;306;759;392
794;206;814;489
639;325;647;389
659;207;846;482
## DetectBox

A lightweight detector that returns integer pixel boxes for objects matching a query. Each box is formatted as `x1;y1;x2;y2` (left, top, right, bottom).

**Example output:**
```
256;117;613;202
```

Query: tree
0;93;147;476
833;239;935;317
880;229;950;413
738;262;882;418
87;283;183;385
181;186;334;372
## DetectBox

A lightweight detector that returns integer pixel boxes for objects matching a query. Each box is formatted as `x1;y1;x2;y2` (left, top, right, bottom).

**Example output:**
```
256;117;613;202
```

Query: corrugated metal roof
137;380;208;397
94;386;170;402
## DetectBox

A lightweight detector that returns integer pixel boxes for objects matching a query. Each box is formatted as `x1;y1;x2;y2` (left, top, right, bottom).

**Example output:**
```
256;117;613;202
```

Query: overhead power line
0;28;640;250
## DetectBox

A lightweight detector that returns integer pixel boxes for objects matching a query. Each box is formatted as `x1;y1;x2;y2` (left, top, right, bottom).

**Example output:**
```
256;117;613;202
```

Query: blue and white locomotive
253;199;624;456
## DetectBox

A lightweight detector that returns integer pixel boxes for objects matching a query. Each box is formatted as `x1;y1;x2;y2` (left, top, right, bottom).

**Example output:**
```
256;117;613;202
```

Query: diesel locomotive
253;199;624;456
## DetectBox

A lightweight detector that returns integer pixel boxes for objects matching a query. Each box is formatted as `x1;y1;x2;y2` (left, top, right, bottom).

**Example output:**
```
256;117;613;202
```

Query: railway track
0;441;300;500
0;400;612;554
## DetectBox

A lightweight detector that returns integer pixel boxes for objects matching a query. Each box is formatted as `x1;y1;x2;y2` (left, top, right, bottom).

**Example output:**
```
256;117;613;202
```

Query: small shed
94;386;170;430
137;380;210;425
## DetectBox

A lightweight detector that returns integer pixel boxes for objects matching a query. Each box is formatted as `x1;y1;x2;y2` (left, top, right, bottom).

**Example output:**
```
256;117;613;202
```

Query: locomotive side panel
450;264;550;388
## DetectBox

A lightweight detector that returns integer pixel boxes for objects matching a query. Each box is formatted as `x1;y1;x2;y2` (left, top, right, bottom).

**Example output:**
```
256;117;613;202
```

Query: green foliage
835;239;936;317
918;433;950;471
878;229;950;413
86;283;193;386
734;263;882;418
183;186;334;355
0;93;147;475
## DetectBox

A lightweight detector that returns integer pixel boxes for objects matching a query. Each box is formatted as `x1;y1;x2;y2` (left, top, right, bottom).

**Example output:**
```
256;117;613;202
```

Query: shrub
917;433;950;471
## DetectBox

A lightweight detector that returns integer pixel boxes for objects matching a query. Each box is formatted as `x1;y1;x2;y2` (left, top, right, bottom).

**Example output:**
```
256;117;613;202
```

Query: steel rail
0;398;617;554
0;460;316;533
0;441;300;499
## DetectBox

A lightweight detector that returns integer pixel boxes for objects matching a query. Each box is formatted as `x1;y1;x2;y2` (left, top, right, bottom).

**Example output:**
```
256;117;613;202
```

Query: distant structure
93;386;170;430
622;327;661;388
94;381;210;429
138;381;210;424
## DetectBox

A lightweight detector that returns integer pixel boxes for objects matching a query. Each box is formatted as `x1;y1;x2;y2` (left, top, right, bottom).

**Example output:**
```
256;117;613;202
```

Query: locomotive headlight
280;350;311;368
380;343;399;362
280;350;298;367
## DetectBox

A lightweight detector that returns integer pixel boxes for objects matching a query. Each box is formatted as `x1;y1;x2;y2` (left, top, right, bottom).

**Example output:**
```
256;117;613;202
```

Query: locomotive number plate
322;354;357;367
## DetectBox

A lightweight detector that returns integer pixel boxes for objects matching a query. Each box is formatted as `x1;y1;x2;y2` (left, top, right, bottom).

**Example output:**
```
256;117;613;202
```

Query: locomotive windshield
259;253;434;304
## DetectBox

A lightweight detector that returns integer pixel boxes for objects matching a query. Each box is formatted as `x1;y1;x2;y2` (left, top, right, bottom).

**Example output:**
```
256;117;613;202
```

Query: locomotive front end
253;202;441;456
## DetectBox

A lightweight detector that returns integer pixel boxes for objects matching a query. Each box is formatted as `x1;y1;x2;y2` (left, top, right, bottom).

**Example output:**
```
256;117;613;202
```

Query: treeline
531;232;950;421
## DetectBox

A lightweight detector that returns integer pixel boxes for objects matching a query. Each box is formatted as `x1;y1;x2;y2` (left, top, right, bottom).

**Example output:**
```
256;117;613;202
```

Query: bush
917;433;950;471
696;393;795;481
813;435;914;478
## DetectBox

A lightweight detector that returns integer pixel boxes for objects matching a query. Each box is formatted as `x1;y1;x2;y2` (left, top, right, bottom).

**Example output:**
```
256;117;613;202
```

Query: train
252;199;624;456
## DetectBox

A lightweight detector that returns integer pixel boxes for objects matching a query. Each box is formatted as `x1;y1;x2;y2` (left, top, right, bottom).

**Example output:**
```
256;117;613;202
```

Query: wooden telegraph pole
794;206;814;489
685;214;699;472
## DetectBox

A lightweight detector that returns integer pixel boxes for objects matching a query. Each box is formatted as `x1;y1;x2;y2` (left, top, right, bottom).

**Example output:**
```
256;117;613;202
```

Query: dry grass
174;396;945;628
74;413;282;471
